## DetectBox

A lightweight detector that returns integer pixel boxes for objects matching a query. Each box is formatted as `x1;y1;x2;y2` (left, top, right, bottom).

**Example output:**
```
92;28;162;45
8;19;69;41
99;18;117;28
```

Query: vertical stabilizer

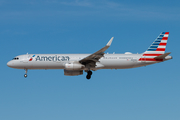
139;32;169;61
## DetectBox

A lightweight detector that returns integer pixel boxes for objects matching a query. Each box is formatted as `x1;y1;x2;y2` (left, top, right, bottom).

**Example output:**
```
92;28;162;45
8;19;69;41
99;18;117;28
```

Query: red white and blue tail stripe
139;32;169;61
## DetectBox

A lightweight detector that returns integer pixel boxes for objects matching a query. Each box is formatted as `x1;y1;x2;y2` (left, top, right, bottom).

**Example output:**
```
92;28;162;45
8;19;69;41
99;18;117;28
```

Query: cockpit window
12;57;19;60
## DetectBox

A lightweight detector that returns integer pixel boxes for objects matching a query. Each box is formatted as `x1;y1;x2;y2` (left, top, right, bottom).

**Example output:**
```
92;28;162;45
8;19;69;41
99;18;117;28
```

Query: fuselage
7;53;170;70
6;32;172;79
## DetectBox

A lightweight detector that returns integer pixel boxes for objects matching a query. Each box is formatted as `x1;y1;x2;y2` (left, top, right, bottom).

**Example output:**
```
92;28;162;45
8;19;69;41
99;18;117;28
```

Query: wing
79;37;114;68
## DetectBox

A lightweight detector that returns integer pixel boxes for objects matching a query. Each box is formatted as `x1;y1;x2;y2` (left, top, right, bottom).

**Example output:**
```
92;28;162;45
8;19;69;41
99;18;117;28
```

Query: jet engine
64;62;85;70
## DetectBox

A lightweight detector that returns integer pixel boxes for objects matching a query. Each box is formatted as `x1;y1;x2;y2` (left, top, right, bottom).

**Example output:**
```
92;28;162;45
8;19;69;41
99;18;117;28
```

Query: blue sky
0;0;180;120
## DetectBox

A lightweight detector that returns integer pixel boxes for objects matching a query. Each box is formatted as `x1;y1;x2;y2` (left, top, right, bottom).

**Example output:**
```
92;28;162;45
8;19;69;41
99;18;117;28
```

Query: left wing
79;37;114;68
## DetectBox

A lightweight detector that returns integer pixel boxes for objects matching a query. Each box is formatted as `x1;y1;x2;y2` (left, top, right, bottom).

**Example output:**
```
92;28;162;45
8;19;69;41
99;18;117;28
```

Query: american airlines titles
36;55;70;61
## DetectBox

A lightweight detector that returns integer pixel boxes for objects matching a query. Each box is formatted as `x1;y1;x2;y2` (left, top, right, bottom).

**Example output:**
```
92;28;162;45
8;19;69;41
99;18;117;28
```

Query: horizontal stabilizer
154;52;171;59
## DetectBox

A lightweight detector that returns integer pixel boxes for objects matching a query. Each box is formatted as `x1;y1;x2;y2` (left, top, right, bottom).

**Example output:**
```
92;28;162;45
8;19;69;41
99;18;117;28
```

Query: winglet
106;37;114;46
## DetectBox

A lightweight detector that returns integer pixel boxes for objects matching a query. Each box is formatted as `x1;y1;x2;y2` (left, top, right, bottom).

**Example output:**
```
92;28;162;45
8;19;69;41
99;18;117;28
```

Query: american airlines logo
29;55;35;61
35;55;70;61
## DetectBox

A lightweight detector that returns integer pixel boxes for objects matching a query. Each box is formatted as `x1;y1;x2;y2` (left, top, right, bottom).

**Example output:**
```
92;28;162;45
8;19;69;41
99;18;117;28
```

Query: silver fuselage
7;53;171;70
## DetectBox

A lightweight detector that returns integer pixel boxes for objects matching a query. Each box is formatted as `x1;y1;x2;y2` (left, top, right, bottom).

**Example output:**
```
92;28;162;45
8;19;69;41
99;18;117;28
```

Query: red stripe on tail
156;48;165;51
143;54;162;56
159;43;167;46
139;58;163;61
162;37;168;40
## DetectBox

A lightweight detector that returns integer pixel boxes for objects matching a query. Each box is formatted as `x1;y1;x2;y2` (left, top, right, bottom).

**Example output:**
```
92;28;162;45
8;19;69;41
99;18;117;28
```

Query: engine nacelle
65;62;85;70
64;70;83;76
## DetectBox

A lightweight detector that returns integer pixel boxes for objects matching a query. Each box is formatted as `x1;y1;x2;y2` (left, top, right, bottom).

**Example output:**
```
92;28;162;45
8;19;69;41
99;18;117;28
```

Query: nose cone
7;61;13;68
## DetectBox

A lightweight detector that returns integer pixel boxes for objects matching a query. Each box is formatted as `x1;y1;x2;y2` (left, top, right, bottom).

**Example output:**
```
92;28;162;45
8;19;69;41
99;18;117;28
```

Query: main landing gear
86;70;92;80
24;69;28;78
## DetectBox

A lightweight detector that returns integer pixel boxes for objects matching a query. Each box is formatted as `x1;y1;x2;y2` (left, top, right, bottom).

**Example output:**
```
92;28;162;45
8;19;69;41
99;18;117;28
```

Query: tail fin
143;32;169;56
139;32;169;62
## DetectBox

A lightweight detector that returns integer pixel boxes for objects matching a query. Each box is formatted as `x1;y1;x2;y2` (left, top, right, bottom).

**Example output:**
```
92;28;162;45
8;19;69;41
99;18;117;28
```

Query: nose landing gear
24;69;28;78
86;70;92;80
24;74;27;78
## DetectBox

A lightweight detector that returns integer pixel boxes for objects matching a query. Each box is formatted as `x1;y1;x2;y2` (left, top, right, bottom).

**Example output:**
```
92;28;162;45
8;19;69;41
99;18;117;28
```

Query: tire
24;74;27;78
86;75;91;79
88;71;92;76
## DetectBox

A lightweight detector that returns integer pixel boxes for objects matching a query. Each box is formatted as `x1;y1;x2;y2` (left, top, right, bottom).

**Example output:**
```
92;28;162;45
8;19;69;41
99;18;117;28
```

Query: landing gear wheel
86;75;91;79
24;74;27;78
88;71;92;76
86;70;92;80
24;69;28;78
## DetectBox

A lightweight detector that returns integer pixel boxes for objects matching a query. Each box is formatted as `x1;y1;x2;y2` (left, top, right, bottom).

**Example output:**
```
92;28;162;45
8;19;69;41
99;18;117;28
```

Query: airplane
7;32;172;79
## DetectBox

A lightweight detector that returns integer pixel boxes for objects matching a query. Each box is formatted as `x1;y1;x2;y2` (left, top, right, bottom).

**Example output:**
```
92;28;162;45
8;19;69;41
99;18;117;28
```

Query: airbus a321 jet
7;32;172;79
